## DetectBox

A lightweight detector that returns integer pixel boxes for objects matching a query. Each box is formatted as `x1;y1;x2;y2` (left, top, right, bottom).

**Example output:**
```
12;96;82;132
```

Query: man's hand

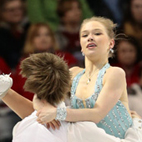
46;120;61;130
131;110;141;119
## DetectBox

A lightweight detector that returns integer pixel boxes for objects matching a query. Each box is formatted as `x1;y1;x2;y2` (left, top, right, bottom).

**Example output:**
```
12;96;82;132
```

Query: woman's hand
33;95;60;129
36;102;57;124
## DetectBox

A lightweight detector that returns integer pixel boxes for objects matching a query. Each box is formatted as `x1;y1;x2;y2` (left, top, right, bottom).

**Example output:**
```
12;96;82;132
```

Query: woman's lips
87;43;97;49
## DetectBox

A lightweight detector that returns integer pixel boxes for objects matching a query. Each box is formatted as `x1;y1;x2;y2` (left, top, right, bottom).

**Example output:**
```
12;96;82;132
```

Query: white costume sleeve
124;118;142;142
12;111;67;142
67;118;142;142
13;110;142;142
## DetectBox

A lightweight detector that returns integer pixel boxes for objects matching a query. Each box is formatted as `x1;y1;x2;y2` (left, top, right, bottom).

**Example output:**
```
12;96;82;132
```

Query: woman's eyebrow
92;29;103;32
81;29;103;33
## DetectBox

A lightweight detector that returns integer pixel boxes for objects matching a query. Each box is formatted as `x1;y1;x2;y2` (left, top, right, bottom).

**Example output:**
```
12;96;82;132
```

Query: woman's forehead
81;21;106;33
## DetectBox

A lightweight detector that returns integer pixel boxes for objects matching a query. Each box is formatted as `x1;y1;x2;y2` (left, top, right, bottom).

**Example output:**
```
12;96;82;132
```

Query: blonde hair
23;23;58;56
20;52;71;105
80;16;117;57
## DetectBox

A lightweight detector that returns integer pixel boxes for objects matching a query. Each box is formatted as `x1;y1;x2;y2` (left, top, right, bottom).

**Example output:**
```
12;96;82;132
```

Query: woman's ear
109;39;115;49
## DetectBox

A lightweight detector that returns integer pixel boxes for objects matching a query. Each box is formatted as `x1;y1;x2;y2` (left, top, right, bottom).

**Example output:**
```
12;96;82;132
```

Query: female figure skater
35;16;133;139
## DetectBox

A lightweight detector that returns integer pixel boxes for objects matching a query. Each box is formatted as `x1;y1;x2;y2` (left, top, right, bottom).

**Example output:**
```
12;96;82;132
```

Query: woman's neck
85;57;108;75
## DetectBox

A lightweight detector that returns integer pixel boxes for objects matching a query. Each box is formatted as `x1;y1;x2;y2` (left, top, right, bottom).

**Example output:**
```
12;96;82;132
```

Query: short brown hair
20;53;71;105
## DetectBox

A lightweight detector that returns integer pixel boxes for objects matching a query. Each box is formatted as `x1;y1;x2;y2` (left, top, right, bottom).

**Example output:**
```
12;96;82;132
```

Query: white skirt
12;111;142;142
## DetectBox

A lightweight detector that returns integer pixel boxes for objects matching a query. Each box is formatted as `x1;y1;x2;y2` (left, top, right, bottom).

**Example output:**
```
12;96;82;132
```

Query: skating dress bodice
70;63;132;138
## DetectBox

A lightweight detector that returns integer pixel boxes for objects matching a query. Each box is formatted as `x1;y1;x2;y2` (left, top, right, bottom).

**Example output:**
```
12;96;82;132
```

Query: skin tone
35;21;131;124
33;27;53;52
2;89;34;119
1;0;23;24
33;95;61;130
131;0;142;24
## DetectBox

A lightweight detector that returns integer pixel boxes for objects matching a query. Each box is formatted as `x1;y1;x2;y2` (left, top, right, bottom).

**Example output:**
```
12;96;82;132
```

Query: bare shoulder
105;66;126;81
69;66;84;80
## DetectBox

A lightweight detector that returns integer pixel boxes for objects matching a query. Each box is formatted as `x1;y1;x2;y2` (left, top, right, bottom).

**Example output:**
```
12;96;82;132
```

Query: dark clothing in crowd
0;23;29;69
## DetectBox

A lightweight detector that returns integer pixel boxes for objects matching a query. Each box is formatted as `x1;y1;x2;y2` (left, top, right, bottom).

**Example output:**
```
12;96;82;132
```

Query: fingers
49;122;55;130
36;115;49;124
51;120;61;130
36;111;46;124
45;120;61;130
56;120;61;126
46;123;50;129
37;118;45;125
36;110;61;130
130;110;141;119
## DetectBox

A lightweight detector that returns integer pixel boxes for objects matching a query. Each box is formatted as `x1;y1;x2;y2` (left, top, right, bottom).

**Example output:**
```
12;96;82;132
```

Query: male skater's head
20;53;71;105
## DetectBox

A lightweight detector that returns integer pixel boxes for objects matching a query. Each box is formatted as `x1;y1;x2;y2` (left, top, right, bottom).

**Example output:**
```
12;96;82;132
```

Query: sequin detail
70;63;133;138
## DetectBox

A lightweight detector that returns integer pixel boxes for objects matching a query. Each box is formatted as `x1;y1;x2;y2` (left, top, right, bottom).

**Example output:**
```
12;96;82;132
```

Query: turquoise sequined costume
71;63;132;138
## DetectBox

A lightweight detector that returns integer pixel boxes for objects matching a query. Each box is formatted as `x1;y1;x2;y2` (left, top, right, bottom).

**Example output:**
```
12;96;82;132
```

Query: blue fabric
70;63;132;138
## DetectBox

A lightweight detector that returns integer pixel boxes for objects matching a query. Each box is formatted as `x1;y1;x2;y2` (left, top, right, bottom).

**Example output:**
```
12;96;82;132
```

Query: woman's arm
65;67;125;123
2;89;34;119
37;67;126;123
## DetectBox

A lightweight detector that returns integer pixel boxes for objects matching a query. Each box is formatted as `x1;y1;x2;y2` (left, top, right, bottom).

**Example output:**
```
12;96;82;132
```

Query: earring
110;48;114;53
82;52;85;56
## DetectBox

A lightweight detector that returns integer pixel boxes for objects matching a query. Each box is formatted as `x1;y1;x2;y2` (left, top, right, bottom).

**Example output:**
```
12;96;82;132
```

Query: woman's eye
82;34;88;37
95;33;102;35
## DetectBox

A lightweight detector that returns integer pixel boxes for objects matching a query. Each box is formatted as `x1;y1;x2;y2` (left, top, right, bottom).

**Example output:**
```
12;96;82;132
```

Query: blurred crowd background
0;0;142;141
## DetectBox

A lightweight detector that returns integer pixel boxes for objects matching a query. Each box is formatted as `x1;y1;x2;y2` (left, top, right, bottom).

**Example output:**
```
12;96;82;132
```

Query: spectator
111;36;142;88
22;23;57;56
0;0;29;69
0;1;27;141
55;0;84;66
22;23;78;67
26;0;93;31
120;0;142;48
15;23;78;101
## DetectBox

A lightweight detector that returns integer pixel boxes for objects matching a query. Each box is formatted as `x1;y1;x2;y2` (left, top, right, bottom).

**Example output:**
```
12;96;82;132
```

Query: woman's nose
88;35;94;42
88;37;94;41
